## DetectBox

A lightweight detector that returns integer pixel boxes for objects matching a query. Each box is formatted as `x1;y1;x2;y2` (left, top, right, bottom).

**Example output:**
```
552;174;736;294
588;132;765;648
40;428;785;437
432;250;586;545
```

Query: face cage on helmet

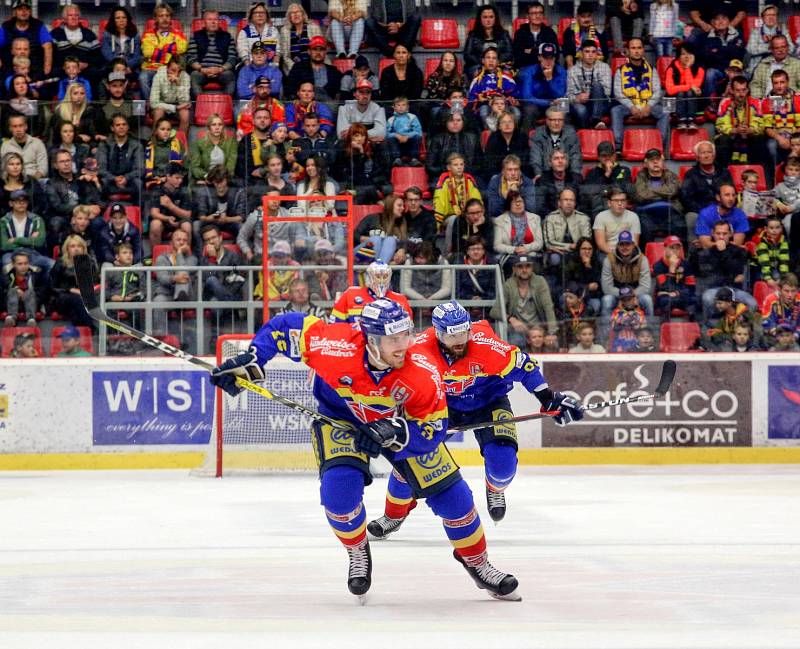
366;268;392;297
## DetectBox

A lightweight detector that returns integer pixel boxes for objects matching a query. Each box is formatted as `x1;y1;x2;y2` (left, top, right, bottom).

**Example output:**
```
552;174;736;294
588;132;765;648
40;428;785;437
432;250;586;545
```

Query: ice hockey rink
1;465;798;649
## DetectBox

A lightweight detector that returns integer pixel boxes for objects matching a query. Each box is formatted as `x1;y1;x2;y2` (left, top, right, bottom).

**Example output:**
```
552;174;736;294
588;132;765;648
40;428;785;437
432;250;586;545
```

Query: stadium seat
578;129;615;161
51;18;89;29
50;326;94;357
743;16;759;42
644;241;664;269
379;57;394;77
175;130;189;152
556;17;572;46
194;94;234;126
728;164;768;191
391;166;429;196
145;18;184;34
352;204;382;230
659;322;701;352
630;165;642;182
753;280;774;311
621;129;663;161
656;56;673;84
151;244;172;262
332;58;355;74
669;129;709;161
789;16;800;43
98;19;108;39
1;326;43;357
103;204;142;231
467;18;475;33
678;165;692;182
191;18;228;33
513;17;528;34
423;57;461;83
480;129;491;149
611;55;627;76
224;243;243;257
420;19;460;49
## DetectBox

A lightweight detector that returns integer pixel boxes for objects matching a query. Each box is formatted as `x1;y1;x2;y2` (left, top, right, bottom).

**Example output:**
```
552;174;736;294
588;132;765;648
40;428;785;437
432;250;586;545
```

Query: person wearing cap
663;42;706;129
149;58;192;135
490;253;557;348
96;113;144;204
55;326;91;357
336;77;386;142
745;5;789;75
608;285;647;353
306;239;348;302
186;10;237;97
339;54;379;100
750;34;800;100
365;0;421;59
611;38;670;153
512;2;558;70
600;229;653;316
581;141;633;217
328;0;368;59
518;42;567;123
237;42;284;100
1;0;53;78
2;250;46;328
285;35;342;101
236;76;287;139
529;106;581;179
100;8;142;79
698;10;746;98
688;220;756;322
652;235;696;319
632;148;685;244
562;3;606;68
139;3;187;100
566;38;612;129
236;3;280;66
146;162;193;249
99;72;137;135
254;239;301;301
769;322;800;351
467;47;519;122
703;285;764;350
97;203;143;267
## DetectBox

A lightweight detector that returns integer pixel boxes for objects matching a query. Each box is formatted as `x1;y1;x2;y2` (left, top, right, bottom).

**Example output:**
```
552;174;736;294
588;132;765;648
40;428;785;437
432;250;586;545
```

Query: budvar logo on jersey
92;371;213;445
767;366;800;439
541;361;752;447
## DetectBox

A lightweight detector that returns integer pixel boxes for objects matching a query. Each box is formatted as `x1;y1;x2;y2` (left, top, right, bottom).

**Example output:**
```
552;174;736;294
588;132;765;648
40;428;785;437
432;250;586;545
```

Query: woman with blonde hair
279;3;323;72
49;234;98;328
189;113;237;185
0;152;43;215
48;82;105;147
238;2;281;67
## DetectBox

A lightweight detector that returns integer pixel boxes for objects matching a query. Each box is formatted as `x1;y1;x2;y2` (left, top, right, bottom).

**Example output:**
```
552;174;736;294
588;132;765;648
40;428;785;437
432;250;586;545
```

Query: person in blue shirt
384;96;423;166
236;41;283;99
694;182;749;248
518;42;567;124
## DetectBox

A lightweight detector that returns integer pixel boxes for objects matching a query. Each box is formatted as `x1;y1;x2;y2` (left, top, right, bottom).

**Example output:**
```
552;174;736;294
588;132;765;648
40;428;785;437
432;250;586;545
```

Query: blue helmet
432;301;471;339
360;298;413;338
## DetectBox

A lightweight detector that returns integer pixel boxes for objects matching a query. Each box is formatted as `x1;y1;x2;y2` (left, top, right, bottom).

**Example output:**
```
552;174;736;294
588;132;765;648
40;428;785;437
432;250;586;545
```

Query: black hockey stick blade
72;255;349;429
655;359;677;397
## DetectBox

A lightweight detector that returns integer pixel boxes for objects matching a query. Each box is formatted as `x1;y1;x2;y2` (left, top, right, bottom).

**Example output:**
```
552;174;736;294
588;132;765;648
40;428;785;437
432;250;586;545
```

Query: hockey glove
209;348;266;396
354;417;410;458
542;391;584;427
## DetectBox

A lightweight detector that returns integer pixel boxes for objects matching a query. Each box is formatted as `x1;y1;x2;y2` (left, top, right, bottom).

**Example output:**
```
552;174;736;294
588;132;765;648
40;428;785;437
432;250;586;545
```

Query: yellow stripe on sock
449;525;485;550
332;521;367;540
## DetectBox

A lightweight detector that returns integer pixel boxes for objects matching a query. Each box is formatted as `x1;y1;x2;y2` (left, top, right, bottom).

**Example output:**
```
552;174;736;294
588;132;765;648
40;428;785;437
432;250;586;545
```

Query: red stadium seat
753;280;774;311
174;130;189;152
391;166;429;196
144;18;184;34
467;18;475;33
678;165;692;182
743;16;759;42
50;326;94;357
151;244;172;262
423;56;462;83
1;326;43;357
420;19;460;49
578;129;615;161
333;58;355;74
480;129;491;150
223;243;243;257
378;58;394;77
789;16;800;42
611;55;627;76
51;18;89;29
622;129;663;161
98;19;108;39
659;322;701;352
557;17;572;46
630;165;642;182
669;128;709;161
352;204;383;230
513;18;528;35
656;56;673;84
191;18;228;33
194;94;234;126
103;204;142;231
728;165;768;191
644;241;664;269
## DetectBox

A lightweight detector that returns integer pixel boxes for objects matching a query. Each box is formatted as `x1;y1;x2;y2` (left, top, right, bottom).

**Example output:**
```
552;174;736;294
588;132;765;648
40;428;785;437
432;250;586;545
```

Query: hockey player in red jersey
330;261;411;322
210;299;521;602
367;300;582;538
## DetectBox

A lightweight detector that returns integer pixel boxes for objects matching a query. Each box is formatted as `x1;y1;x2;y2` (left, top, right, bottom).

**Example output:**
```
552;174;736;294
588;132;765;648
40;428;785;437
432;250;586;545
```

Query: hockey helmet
432;300;472;346
365;261;392;298
360;298;414;369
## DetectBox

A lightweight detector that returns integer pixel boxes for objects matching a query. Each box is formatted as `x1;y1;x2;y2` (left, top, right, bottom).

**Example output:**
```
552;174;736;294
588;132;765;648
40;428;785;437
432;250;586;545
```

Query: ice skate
485;484;506;523
367;514;407;540
453;551;521;601
347;540;372;603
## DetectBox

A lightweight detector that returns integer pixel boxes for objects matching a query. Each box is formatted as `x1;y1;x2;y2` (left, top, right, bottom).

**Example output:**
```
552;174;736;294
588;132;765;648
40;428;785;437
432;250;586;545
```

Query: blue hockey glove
209;348;265;397
354;418;410;457
542;391;584;426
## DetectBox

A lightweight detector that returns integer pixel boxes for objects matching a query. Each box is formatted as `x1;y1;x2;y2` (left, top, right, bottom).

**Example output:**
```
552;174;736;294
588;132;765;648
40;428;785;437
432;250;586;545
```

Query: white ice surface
0;465;799;649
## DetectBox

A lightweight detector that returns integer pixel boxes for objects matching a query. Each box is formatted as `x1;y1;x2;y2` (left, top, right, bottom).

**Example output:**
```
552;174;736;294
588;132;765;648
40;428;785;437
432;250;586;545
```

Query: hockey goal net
201;334;318;476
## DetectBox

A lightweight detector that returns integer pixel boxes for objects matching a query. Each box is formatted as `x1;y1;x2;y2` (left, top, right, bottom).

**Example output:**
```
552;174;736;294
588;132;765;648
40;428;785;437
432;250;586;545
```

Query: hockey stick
73;255;351;430
449;360;677;433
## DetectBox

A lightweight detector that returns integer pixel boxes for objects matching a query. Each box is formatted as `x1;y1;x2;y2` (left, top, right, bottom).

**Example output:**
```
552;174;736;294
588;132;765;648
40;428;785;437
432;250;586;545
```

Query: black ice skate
485;485;506;522
453;550;521;601
367;514;407;540
347;540;372;603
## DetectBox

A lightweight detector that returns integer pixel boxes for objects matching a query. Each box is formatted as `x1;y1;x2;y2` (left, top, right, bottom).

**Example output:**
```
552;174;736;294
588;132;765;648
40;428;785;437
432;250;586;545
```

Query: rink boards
1;353;800;469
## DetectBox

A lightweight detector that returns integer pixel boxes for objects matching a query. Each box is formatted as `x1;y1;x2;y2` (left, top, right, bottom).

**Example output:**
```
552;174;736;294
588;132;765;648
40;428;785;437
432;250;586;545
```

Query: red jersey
330;286;412;323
